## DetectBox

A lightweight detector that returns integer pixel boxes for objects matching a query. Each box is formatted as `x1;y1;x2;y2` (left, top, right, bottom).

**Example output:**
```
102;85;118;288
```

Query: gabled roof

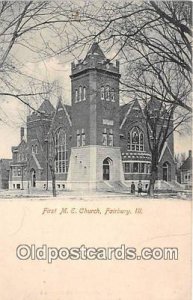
32;152;43;170
158;142;175;163
119;99;143;129
180;156;192;171
119;101;134;126
65;104;71;117
11;139;27;152
38;99;55;114
49;97;72;133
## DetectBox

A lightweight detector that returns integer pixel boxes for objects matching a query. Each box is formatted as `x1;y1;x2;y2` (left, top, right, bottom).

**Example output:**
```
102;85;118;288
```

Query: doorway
31;169;36;187
103;158;112;180
163;162;171;182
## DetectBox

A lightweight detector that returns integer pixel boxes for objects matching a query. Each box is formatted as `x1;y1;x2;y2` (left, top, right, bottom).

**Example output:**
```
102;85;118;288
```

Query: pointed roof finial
85;42;106;61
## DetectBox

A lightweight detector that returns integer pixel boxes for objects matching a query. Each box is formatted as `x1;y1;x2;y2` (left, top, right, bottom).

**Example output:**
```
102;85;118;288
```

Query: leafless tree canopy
0;1;192;112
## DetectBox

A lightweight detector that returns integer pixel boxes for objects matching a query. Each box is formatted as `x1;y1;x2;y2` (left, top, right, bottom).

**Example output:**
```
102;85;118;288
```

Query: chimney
20;127;24;141
189;150;192;158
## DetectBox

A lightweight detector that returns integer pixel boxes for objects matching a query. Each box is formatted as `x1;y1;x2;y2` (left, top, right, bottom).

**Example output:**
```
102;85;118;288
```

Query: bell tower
67;42;124;190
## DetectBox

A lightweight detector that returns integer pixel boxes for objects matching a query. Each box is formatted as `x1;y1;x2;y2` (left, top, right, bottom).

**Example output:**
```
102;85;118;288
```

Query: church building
9;43;176;192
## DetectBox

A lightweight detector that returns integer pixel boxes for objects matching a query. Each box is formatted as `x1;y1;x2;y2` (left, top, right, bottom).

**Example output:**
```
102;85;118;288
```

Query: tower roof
85;42;106;61
71;42;120;77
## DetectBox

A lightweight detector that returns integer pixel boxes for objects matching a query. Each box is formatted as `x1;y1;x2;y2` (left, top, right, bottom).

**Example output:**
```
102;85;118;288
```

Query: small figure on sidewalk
131;182;135;195
138;180;143;196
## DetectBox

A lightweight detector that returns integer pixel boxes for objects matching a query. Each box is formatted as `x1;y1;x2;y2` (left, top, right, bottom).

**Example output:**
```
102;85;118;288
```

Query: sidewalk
0;188;191;200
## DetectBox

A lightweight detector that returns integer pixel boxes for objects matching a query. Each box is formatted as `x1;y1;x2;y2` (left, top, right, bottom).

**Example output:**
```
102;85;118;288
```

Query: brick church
9;43;176;192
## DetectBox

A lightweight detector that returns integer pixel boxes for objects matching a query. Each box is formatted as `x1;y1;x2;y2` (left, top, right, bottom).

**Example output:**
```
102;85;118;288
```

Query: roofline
120;101;135;129
70;67;121;79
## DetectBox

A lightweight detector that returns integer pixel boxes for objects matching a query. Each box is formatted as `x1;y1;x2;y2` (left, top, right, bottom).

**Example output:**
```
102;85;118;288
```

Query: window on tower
101;86;105;100
83;87;86;101
127;127;144;151
102;128;107;146
79;86;82;101
108;129;114;146
81;128;86;146
106;85;110;101
77;130;81;147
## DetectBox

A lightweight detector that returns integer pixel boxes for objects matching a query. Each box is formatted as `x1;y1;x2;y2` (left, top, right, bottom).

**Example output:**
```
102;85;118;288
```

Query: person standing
138;180;143;196
131;182;135;195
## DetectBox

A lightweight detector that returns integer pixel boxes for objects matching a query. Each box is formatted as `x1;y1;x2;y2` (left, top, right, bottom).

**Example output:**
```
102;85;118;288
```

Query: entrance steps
155;180;184;191
96;181;130;193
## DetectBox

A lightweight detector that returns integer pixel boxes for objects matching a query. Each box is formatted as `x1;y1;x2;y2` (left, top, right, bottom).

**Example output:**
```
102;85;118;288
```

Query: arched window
31;145;34;153
163;161;171;182
106;85;110;101
79;86;82;101
128;127;144;151
75;89;78;103
103;157;112;180
55;128;68;174
101;86;105;100
83;87;86;101
111;88;115;102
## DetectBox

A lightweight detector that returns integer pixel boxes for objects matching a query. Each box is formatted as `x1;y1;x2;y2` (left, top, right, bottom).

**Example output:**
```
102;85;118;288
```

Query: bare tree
0;1;92;113
66;1;191;111
143;98;191;195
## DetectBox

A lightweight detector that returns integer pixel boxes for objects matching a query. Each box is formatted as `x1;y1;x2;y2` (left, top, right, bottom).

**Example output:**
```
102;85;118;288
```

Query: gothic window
31;145;34;153
55;128;68;174
111;88;115;102
128;127;144;151
133;162;139;173
106;85;110;101
102;128;107;146
79;86;82;101
75;89;78;103
108;129;113;146
101;86;105;100
83;87;86;101
35;145;38;154
123;162;150;174
81;128;86;146
123;162;131;173
141;163;146;173
139;133;144;151
77;130;81;147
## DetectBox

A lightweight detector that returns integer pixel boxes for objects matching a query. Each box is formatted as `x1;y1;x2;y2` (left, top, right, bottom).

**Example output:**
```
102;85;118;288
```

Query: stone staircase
155;180;184;192
96;181;130;193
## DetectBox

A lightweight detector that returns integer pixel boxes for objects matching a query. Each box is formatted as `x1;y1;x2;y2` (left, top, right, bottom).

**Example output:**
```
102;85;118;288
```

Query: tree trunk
49;164;56;197
148;152;158;197
148;169;157;196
